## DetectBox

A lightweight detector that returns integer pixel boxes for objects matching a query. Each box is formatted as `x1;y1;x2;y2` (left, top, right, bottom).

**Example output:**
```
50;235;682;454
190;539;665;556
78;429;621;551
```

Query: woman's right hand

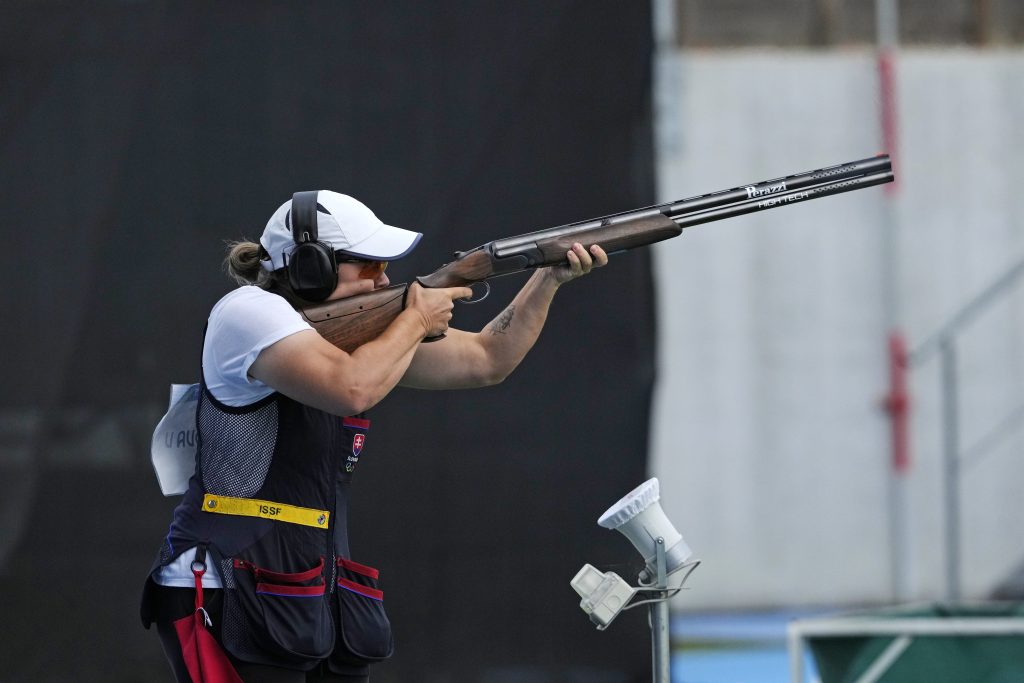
405;282;473;338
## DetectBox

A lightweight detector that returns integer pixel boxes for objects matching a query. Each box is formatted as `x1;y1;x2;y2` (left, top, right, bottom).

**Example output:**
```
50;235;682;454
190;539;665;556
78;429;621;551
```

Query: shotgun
301;154;893;352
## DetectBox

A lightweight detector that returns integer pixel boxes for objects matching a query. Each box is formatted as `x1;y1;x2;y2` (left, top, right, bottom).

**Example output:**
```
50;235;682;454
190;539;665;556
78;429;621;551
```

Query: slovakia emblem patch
352;433;365;457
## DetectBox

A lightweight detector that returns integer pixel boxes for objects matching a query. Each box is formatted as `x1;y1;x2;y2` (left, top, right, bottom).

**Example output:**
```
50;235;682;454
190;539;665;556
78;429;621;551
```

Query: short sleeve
202;287;313;406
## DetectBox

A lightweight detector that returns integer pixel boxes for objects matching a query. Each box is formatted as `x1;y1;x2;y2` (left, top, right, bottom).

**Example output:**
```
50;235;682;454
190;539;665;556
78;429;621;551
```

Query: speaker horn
597;478;692;578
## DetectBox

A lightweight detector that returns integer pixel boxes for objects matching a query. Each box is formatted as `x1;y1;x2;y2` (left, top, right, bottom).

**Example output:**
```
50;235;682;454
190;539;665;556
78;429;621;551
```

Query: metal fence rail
908;255;1024;601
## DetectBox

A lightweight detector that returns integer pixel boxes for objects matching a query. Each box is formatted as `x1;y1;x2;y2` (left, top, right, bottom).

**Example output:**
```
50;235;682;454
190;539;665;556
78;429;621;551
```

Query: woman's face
327;260;390;300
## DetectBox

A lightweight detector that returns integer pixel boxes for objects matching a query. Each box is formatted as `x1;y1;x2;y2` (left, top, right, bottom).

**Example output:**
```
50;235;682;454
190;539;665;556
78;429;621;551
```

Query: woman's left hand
548;243;609;285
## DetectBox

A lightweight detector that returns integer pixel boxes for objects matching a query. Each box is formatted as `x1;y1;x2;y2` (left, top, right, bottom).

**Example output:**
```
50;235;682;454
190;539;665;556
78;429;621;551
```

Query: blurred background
2;1;1023;682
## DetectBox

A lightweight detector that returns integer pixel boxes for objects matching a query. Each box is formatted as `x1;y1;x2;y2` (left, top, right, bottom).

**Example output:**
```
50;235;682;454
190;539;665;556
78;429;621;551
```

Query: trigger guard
459;281;490;304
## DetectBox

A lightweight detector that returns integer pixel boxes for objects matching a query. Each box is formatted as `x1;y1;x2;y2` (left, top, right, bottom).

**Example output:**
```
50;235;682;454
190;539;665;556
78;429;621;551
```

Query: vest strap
201;493;330;529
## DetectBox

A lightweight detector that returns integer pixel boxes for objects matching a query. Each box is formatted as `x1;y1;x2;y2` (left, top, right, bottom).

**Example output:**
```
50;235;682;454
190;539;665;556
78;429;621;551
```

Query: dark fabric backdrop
0;3;657;681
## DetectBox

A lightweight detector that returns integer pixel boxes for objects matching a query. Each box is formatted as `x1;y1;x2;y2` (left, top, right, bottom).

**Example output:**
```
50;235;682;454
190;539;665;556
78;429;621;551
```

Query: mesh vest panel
198;391;278;498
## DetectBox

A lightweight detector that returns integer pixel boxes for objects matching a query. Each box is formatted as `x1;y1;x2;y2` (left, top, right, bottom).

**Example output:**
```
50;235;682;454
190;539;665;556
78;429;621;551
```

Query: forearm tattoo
490;305;516;335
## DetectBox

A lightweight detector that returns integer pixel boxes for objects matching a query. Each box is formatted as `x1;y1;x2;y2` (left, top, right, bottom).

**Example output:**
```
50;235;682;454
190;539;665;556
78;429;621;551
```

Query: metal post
939;339;961;601
875;0;911;604
650;537;671;683
787;624;805;683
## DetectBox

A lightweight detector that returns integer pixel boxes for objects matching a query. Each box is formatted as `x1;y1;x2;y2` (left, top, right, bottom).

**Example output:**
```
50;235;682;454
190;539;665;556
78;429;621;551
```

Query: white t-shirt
155;286;312;588
203;286;313;406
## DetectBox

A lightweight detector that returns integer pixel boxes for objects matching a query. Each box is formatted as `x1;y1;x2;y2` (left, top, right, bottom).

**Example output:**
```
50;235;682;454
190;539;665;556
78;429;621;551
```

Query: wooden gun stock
533;212;681;261
299;284;408;353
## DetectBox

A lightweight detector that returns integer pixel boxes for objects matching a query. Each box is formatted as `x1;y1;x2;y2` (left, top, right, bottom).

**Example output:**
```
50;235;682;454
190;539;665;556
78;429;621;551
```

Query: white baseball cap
260;190;422;271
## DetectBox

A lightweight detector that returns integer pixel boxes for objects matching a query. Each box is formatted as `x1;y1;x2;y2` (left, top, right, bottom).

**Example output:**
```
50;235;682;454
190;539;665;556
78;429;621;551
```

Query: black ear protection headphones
286;190;338;302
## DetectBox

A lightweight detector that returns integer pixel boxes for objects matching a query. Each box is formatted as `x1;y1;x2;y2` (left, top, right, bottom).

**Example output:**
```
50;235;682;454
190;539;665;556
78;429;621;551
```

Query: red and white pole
872;0;913;602
876;0;911;603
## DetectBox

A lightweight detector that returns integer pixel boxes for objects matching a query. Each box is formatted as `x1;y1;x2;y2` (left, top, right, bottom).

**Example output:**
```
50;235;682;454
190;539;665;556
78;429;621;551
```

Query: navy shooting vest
142;376;393;672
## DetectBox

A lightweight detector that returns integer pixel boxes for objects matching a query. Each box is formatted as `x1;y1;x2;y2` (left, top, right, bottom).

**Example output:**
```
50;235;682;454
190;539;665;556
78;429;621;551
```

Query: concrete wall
650;49;1024;609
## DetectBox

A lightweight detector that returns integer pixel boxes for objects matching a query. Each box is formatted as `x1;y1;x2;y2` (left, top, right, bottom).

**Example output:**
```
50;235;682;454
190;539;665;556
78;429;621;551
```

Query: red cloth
173;565;243;683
